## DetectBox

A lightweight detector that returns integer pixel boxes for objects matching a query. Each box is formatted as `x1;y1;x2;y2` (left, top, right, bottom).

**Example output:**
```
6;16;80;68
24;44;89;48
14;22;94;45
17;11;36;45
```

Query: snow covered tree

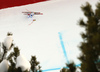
78;2;100;72
0;32;42;72
0;32;13;62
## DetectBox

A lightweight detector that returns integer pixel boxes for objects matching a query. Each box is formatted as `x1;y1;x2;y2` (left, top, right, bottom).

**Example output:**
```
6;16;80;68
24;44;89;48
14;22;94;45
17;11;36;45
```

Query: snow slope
0;0;99;71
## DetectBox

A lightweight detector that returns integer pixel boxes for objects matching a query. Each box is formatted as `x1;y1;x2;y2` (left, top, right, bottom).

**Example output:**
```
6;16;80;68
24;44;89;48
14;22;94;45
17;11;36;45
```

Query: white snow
3;35;13;50
0;0;99;71
76;68;81;72
16;54;31;71
0;52;3;60
0;59;9;72
0;43;3;59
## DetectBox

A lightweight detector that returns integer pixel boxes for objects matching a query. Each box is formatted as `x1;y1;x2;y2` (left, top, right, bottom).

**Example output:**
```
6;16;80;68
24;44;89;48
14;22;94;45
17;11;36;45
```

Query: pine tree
60;68;68;72
78;2;100;72
66;62;76;72
8;47;20;72
30;56;42;72
60;62;76;72
0;32;42;72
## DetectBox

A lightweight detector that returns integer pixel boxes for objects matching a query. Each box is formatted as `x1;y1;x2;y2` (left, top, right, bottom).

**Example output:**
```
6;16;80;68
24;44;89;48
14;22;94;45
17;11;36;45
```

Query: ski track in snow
0;0;99;71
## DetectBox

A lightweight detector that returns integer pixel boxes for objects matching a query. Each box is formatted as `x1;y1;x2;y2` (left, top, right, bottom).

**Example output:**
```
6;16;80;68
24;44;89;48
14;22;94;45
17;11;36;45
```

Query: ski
29;19;36;25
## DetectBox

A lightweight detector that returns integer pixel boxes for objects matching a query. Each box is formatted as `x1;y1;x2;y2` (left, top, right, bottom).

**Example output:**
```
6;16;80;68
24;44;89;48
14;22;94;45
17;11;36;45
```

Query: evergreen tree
30;56;42;72
8;47;20;72
60;62;76;72
78;2;100;72
0;32;42;72
60;68;68;72
66;62;76;72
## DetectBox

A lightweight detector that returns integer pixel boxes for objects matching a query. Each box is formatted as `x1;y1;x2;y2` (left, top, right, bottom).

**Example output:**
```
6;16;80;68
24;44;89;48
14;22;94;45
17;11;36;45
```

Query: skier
28;12;34;18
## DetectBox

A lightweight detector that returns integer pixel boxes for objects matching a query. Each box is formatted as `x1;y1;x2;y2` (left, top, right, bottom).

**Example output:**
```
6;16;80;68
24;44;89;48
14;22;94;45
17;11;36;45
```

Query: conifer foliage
60;68;67;72
66;62;76;72
60;62;76;72
0;32;41;72
30;56;42;72
78;2;100;72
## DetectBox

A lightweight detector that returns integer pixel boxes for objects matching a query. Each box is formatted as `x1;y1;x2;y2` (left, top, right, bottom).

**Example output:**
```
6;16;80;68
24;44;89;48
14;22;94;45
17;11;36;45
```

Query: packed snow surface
0;0;99;71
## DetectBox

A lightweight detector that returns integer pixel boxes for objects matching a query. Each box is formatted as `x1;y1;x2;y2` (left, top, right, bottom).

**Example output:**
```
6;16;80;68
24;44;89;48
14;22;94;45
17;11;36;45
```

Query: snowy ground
0;0;99;71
